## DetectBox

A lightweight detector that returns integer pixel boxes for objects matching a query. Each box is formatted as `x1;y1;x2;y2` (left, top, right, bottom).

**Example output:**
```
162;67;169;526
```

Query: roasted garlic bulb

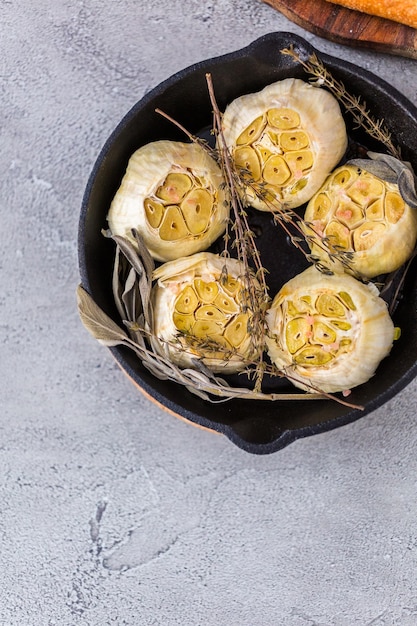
265;266;394;393
220;78;347;211
151;252;261;373
304;164;417;278
107;141;230;262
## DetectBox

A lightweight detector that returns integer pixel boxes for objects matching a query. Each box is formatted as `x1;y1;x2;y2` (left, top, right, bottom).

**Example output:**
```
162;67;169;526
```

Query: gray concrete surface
2;1;417;624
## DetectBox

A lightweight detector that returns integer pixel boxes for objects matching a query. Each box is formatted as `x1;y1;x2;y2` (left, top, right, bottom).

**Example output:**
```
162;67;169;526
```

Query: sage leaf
185;385;212;401
141;358;171;380
132;229;155;277
112;246;126;321
112;231;154;328
77;285;128;347
113;231;155;278
122;267;141;320
397;166;417;209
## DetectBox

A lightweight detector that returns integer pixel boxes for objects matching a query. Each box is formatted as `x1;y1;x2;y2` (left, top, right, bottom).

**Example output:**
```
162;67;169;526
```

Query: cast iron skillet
78;32;417;454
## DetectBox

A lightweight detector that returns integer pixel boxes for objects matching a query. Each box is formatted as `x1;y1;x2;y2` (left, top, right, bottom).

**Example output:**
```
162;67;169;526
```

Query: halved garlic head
265;266;394;393
107;141;230;261
151;252;261;373
220;78;347;211
304;165;417;278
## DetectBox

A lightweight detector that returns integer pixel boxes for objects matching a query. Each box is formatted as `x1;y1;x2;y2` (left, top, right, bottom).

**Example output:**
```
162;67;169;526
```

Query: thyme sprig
205;73;270;390
281;46;401;160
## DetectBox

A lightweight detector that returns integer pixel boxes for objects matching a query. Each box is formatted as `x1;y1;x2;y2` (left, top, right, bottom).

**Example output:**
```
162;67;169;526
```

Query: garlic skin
220;78;347;211
151;252;261;373
107;141;229;262
265;266;394;393
304;165;417;278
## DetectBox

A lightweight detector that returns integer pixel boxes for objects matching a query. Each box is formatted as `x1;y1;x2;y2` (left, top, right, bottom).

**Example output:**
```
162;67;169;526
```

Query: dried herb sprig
205;73;271;390
281;46;401;160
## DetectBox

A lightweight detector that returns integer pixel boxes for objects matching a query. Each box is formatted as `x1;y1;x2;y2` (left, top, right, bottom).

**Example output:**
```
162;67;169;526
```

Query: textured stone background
2;1;417;624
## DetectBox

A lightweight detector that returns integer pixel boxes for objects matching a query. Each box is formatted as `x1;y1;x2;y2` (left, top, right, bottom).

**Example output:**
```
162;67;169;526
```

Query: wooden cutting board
262;0;417;59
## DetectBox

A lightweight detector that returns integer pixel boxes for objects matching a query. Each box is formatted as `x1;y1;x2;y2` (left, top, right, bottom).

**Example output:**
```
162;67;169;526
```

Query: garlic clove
263;155;291;186
194;305;226;323
266;107;300;130
174;285;199;314
155;172;193;202
194;279;219;303
234;146;262;181
223;313;250;348
144;198;164;228
237;115;265;145
181;188;213;235
159;205;189;241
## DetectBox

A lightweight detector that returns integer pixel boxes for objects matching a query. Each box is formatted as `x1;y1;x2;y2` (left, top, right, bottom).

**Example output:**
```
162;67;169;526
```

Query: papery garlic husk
151;252;263;373
220;78;347;211
304;165;417;278
265;266;394;393
107;141;230;262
